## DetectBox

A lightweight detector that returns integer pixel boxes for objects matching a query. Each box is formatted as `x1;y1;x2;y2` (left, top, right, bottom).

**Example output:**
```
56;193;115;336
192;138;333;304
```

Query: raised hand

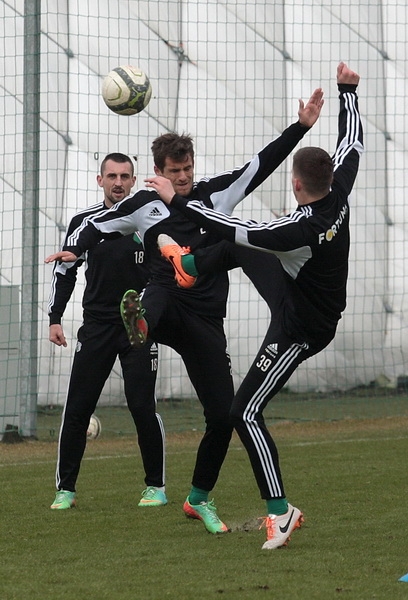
337;62;360;86
298;88;324;128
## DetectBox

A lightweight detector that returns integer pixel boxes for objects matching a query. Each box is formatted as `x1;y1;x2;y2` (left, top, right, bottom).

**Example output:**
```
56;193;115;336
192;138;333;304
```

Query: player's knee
205;413;233;433
229;404;244;426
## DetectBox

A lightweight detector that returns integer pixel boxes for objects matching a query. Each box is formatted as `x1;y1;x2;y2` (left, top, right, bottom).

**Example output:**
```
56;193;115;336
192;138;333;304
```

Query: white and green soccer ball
102;65;152;115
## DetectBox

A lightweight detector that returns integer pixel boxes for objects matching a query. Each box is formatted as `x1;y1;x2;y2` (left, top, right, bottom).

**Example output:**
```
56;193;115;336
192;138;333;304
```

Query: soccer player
45;89;323;532
149;62;363;549
48;153;166;510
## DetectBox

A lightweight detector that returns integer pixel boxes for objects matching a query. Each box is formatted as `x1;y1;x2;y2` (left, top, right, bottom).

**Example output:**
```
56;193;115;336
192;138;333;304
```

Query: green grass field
1;414;408;599
35;387;408;440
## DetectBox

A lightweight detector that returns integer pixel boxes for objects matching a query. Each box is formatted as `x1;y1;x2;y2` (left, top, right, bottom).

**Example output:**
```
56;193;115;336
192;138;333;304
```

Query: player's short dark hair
151;133;194;171
292;147;333;196
100;153;134;176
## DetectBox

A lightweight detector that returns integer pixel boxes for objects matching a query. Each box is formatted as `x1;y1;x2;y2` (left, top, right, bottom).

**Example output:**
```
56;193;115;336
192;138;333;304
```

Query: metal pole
20;0;41;437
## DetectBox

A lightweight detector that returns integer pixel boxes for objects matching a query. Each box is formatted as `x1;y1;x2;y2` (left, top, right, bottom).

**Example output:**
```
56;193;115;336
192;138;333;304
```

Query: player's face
97;159;136;207
155;155;194;197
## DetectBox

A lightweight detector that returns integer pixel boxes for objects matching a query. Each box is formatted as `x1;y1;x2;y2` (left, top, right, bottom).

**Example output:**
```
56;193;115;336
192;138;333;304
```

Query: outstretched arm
332;62;363;197
147;88;324;208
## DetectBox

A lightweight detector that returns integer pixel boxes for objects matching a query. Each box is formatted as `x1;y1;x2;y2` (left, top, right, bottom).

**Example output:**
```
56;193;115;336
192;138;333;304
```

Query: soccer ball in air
101;65;152;115
87;414;102;440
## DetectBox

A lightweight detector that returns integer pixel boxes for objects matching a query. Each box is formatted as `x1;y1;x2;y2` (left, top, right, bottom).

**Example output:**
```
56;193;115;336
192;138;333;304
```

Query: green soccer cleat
183;497;230;534
120;289;148;347
50;490;76;510
138;486;168;507
157;234;196;288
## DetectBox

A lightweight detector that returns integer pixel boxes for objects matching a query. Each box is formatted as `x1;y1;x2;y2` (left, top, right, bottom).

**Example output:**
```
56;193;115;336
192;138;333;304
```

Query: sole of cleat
120;291;148;347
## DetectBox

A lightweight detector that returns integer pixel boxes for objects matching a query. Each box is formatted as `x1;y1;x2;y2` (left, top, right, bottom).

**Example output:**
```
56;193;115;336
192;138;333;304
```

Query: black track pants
56;318;164;492
140;284;234;492
195;242;335;499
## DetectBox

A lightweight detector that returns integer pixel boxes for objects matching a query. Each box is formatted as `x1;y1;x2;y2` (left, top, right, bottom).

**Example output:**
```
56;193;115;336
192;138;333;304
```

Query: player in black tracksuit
45;89;324;530
150;63;363;548
47;154;165;510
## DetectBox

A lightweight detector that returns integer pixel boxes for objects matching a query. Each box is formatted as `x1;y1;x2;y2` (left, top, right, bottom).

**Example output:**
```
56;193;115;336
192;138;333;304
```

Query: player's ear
154;165;161;175
96;174;103;188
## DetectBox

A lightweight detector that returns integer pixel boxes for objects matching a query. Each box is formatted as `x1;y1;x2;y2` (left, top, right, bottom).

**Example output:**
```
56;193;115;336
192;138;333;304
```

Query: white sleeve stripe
333;92;363;172
185;200;304;233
